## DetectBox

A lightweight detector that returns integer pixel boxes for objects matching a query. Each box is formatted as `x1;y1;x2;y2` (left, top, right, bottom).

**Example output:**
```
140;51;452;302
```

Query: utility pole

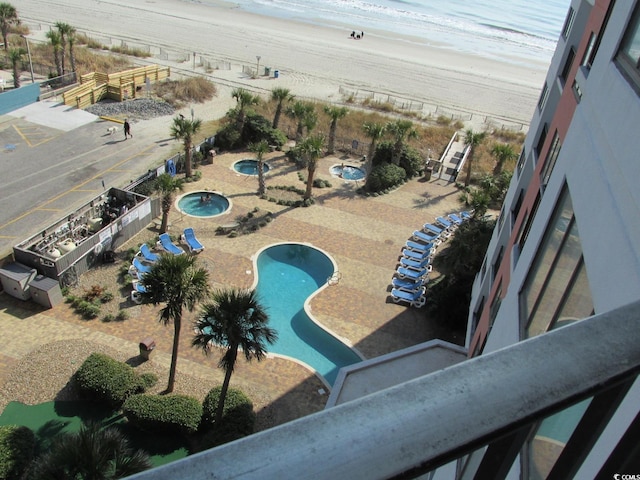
21;35;35;83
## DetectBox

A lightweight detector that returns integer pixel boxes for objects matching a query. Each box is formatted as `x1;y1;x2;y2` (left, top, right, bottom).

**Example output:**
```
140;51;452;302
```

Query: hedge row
0;425;35;480
73;353;157;408
123;394;203;436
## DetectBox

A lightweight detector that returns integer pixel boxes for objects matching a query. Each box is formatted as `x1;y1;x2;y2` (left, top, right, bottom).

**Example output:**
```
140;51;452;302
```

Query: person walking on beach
124;119;132;139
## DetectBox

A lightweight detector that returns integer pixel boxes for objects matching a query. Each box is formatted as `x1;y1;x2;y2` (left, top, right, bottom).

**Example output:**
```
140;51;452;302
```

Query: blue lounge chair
461;211;472;220
402;248;432;262
137;244;159;263
396;266;429;280
157;233;185;255
130;257;152;279
448;213;464;225
131;280;147;304
405;240;437;255
423;223;451;239
392;277;427;293
391;287;426;308
181;227;204;253
400;256;431;271
412;230;441;245
435;216;455;230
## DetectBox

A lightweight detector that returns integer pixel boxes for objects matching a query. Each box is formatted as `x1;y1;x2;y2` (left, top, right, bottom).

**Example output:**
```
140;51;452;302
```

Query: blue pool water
177;191;230;217
331;164;366;181
234;159;270;176
255;244;362;386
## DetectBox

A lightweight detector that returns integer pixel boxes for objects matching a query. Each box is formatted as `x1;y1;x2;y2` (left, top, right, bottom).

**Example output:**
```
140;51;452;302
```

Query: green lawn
0;401;189;467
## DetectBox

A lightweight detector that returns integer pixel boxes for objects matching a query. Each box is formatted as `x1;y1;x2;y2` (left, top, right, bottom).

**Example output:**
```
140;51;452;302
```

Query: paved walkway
0;150;465;426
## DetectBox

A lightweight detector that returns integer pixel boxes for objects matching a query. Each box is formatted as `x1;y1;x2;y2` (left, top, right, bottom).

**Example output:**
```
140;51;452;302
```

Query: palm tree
45;29;63;77
170;115;202;178
249;140;270;196
323;105;349;154
362;121;386;162
66;24;78;74
28;422;152;479
153;173;184;234
490;143;517;176
0;2;19;53
286;101;315;142
271;87;294;129
8;47;23;89
463;129;487;187
387;119;417;165
193;288;276;426
231;87;260;137
56;21;74;73
299;134;325;200
141;255;210;393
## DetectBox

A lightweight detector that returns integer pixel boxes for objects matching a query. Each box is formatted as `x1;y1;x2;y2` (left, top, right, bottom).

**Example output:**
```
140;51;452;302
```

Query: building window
498;205;505;231
492;246;504;281
540;131;562;190
560;47;576;85
581;32;597;70
470;296;485;342
562;7;575;39
488;282;502;332
535;124;548;159
519;186;593;338
572;79;583;102
512;189;524;227
517;149;526;176
537;82;549;111
518;193;540;253
617;4;640;90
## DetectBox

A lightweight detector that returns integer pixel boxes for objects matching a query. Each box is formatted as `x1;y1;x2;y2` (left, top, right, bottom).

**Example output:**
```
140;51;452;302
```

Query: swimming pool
233;159;270;176
253;243;363;386
330;164;366;181
176;191;231;218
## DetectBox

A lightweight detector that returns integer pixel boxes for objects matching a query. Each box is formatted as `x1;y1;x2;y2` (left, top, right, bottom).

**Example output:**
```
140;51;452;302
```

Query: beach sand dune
18;0;546;127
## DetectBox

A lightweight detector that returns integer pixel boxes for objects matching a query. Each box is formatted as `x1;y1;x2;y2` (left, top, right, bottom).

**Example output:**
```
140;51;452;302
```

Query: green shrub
102;314;115;323
77;300;101;319
74;353;145;407
116;310;129;321
139;373;158;390
123;394;202;436
100;292;114;303
198;387;256;449
0;425;35;480
366;163;406;192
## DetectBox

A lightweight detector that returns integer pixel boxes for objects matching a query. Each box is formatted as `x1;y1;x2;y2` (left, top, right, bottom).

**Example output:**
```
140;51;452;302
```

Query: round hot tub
177;191;231;218
330;164;366;181
233;159;270;176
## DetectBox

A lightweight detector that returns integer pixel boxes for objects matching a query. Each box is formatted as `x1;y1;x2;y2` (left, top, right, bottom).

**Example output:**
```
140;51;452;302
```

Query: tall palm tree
170;115;202;178
490;143;517;176
45;29;63;77
323;105;349;154
231;87;260;137
56;21;73;74
249;140;270;197
299;134;325;200
8;47;23;88
362;121;386;162
193;288;276;426
28;422;152;479
0;2;19;53
141;255;210;393
153;173;184;234
463;129;487;187
286;101;315;143
66;24;77;74
270;87;294;129
387;119;417;166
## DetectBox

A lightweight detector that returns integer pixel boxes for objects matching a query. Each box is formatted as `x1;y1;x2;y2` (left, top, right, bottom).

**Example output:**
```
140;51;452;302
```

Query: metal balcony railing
126;301;640;480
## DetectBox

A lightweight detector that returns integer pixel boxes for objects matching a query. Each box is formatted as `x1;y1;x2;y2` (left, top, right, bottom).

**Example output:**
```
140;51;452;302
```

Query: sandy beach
17;0;547;128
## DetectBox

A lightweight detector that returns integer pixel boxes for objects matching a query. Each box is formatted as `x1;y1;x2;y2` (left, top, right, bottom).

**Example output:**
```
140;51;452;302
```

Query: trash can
264;66;271;76
139;337;156;361
274;69;279;78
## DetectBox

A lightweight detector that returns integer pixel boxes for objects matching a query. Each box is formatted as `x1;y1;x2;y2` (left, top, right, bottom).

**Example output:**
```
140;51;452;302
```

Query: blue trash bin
274;70;279;78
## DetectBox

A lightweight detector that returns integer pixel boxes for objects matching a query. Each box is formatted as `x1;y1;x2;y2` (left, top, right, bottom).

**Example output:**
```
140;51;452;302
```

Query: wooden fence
62;65;171;108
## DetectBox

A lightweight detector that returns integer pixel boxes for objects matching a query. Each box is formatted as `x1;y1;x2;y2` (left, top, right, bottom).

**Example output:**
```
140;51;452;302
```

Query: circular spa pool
233;159;270;176
331;164;366;181
177;191;231;218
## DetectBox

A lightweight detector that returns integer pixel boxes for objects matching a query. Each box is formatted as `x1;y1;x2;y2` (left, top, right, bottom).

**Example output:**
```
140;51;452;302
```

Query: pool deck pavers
0;151;466;426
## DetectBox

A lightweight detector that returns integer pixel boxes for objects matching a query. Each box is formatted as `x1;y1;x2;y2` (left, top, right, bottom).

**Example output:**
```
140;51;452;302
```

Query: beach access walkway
435;132;469;183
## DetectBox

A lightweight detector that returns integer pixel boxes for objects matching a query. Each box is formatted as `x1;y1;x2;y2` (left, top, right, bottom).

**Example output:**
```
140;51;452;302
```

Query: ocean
224;0;571;66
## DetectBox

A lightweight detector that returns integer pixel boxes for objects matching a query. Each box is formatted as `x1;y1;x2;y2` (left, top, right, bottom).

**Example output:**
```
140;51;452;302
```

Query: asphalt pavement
0;99;175;258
